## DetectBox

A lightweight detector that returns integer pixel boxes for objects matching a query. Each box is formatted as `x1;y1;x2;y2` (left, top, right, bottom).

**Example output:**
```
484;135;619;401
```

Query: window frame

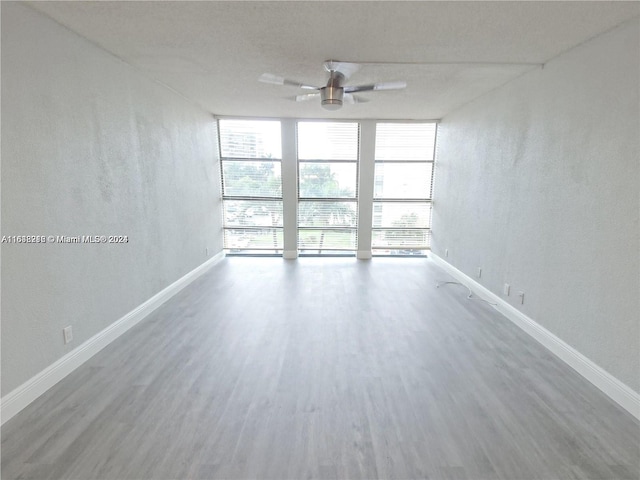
218;118;284;255
296;120;360;255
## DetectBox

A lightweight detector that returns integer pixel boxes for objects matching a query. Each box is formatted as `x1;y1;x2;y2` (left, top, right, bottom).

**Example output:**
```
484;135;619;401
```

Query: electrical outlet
518;291;525;304
503;283;510;296
63;326;73;344
477;267;482;278
445;249;449;257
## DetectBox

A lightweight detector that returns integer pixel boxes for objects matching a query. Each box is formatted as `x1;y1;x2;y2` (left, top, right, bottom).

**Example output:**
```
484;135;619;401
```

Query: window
217;118;437;257
218;119;283;254
297;122;359;255
372;123;436;255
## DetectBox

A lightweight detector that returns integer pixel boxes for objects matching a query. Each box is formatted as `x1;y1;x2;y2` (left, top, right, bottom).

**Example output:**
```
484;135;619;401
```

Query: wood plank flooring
2;257;639;479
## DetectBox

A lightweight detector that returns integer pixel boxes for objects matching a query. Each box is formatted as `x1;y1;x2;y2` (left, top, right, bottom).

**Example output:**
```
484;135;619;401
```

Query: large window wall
218;118;436;257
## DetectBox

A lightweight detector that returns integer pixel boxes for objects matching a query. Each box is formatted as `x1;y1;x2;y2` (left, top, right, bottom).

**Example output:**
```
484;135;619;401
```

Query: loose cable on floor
436;280;497;306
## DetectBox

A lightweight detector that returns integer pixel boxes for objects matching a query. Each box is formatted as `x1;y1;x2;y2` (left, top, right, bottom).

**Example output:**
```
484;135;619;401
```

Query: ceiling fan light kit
259;60;407;110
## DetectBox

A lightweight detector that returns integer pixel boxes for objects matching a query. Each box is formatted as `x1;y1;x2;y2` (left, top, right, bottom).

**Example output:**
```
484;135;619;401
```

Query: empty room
1;1;639;479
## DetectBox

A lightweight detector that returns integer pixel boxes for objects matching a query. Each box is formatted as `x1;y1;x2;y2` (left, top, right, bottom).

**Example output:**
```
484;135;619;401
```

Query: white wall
1;3;223;395
432;18;639;392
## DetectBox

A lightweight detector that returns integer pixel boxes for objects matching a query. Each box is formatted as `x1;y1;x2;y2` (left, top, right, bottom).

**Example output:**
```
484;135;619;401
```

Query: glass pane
219;119;281;159
298;201;357;228
224;228;283;251
372;202;432;229
299;229;357;251
372;229;431;249
297;122;359;160
222;161;282;197
375;123;436;161
299;163;357;198
223;200;283;227
373;163;433;199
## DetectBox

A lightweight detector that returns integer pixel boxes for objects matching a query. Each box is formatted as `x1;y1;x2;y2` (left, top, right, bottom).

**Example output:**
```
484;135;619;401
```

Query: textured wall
432;18;639;392
1;3;223;395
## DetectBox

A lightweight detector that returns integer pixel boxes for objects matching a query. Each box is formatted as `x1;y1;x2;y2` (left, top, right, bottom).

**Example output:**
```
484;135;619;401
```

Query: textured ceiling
28;1;640;119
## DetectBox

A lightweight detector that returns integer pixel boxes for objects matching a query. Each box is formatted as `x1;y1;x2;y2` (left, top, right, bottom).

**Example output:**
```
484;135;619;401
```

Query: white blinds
297;121;359;254
297;122;359;161
219;119;283;253
372;122;437;254
219;119;282;159
374;123;436;161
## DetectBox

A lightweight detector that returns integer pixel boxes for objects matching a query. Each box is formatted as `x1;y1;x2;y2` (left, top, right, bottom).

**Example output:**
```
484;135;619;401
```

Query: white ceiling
28;1;639;120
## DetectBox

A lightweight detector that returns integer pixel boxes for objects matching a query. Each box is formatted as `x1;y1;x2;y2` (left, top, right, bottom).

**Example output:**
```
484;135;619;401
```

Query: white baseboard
357;250;372;260
1;251;225;425
283;250;298;259
429;253;640;420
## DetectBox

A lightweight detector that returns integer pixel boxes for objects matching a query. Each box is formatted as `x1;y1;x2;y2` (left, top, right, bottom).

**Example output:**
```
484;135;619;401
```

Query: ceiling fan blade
259;73;319;90
323;60;361;80
344;80;407;93
343;93;369;104
295;93;321;102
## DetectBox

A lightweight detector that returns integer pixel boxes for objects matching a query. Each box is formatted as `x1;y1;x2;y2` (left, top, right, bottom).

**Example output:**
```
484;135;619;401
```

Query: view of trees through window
218;119;436;256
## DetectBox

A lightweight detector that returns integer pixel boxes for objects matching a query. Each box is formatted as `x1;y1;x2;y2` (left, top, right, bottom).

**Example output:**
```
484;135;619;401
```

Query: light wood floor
2;258;639;480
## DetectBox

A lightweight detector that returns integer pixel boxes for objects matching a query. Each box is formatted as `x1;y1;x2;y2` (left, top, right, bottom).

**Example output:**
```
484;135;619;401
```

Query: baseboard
428;253;640;420
357;250;372;260
1;251;225;425
283;250;298;259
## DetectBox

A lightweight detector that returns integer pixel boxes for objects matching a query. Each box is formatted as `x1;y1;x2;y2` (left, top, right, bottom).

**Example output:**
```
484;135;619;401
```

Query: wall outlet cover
63;326;73;344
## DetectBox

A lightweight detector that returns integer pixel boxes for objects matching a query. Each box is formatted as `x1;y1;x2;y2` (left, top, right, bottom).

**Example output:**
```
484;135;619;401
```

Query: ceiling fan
259;60;407;110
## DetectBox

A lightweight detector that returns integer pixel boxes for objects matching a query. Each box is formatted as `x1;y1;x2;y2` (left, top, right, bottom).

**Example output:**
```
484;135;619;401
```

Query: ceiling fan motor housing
321;71;344;110
321;86;343;110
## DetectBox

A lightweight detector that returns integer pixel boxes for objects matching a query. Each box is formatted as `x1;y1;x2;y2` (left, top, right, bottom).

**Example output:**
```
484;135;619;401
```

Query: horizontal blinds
372;122;436;255
223;200;283;227
299;163;357;198
373;163;433;199
298;201;357;228
372;230;431;249
219;119;282;159
375;123;436;161
222;161;282;197
299;230;357;251
219;119;283;254
297;122;359;161
297;121;358;255
224;229;283;250
372;202;432;229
